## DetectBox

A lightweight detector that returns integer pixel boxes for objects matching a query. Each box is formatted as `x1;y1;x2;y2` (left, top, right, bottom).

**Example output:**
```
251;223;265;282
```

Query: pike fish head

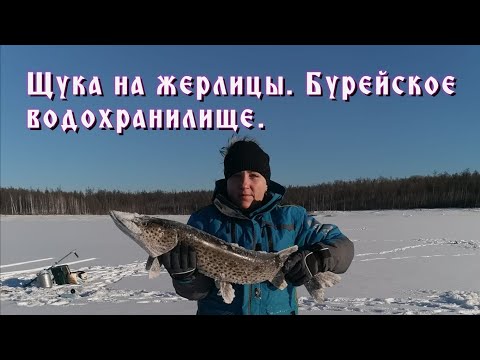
110;211;179;257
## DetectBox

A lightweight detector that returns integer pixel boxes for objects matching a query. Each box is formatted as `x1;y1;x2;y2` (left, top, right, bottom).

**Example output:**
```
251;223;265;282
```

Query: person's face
227;170;268;210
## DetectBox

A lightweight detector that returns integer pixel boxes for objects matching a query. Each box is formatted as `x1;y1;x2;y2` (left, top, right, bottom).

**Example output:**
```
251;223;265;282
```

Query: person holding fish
161;137;354;315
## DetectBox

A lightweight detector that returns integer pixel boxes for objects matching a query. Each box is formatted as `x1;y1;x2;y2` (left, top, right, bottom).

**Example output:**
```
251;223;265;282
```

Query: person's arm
163;243;214;301
301;217;354;274
283;210;354;286
162;213;215;301
172;276;214;301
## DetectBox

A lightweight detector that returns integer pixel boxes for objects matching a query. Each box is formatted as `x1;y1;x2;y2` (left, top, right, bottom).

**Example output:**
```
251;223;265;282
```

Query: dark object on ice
36;270;53;288
52;266;87;285
24;249;80;287
71;289;76;294
51;265;71;285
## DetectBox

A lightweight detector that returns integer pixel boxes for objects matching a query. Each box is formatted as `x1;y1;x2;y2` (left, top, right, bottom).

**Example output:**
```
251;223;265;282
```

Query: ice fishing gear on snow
24;249;80;287
36;269;53;288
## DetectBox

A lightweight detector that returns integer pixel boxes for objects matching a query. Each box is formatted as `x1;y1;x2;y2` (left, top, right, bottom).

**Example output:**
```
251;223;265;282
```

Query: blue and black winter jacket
172;179;354;315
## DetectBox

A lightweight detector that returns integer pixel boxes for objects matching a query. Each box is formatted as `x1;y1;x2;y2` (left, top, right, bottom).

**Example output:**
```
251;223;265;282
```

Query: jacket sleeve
169;211;215;301
171;272;215;301
297;211;354;274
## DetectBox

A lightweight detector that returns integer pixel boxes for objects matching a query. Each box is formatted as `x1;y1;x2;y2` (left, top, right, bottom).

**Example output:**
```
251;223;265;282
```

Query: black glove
161;243;197;281
282;243;332;286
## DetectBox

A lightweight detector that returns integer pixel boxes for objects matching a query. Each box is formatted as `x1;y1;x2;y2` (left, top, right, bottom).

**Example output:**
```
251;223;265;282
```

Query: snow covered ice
1;209;479;315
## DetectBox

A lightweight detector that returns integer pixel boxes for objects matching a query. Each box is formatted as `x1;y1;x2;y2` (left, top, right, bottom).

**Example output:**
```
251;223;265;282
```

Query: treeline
0;188;211;215
1;170;479;215
285;170;480;211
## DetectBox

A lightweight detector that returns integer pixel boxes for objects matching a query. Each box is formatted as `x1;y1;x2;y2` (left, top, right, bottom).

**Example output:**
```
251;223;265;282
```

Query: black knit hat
224;141;271;182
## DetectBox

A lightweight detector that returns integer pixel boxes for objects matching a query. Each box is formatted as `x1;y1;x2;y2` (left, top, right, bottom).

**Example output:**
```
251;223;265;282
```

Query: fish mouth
110;210;142;238
110;210;163;258
110;210;124;227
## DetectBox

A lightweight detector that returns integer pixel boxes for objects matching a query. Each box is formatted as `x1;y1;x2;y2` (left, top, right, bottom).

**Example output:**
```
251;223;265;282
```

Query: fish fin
304;271;341;303
145;256;157;270
217;281;235;304
306;286;326;303
277;245;299;262
270;270;288;290
146;256;162;279
268;245;299;289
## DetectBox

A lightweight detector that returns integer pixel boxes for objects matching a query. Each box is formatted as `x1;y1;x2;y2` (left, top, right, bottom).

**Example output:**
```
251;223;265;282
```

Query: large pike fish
110;210;340;304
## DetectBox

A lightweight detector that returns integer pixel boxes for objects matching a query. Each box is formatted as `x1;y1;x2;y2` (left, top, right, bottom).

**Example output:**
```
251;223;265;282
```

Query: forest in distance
1;170;479;215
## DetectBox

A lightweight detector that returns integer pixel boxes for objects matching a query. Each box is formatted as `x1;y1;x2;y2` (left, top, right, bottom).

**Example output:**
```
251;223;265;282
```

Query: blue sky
1;45;479;192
